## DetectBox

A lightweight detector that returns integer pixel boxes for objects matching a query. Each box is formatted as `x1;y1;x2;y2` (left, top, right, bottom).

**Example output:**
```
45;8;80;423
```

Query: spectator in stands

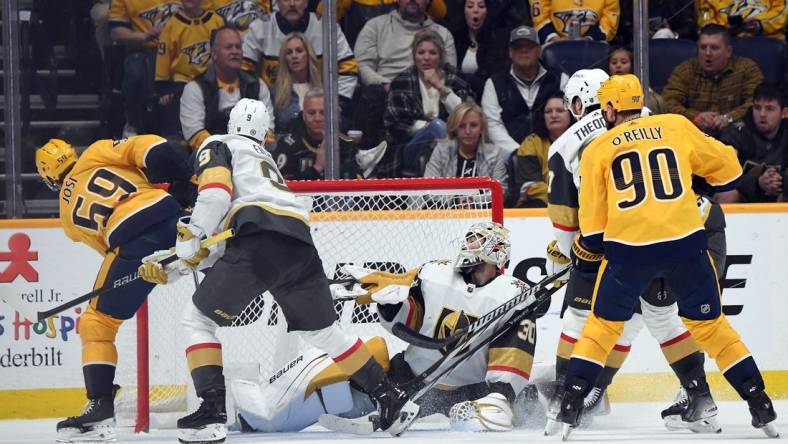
180;26;274;150
512;91;571;207
607;46;667;114
453;0;510;101
384;30;472;176
662;24;763;135
271;33;323;136
241;0;358;117
481;25;568;155
315;0;447;48
696;0;787;41
209;0;269;32
717;82;788;203
532;0;620;45
353;0;456;147
109;0;180;137
155;0;225;137
442;0;529;40
272;88;361;179
423;101;508;194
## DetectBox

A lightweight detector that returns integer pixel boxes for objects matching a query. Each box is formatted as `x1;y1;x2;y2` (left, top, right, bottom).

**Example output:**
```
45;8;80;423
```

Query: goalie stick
319;267;569;434
1;229;234;322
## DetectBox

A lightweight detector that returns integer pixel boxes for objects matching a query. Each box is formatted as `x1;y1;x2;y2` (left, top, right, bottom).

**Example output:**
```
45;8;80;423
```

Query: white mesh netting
114;179;501;430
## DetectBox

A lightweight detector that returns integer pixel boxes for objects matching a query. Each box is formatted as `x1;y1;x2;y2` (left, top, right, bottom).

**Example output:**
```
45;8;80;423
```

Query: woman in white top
423;100;507;195
271;32;322;135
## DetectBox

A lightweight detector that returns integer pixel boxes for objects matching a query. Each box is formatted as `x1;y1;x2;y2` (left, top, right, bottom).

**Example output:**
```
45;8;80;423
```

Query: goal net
114;177;504;432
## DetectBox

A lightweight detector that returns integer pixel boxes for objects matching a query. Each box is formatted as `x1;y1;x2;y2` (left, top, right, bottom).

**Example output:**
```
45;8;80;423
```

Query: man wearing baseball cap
481;25;569;155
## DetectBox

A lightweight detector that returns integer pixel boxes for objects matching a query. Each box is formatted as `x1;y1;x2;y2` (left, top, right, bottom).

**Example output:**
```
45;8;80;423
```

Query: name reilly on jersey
611;126;663;146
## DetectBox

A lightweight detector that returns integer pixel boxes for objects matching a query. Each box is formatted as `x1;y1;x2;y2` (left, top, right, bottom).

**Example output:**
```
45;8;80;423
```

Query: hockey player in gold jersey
34;135;194;442
556;74;778;439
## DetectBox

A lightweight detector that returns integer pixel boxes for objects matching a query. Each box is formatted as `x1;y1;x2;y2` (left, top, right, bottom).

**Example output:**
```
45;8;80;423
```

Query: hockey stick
6;229;235;322
392;266;569;350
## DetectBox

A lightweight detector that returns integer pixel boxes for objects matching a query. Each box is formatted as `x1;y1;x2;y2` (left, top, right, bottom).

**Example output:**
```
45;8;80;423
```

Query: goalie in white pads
138;98;418;443
359;222;540;432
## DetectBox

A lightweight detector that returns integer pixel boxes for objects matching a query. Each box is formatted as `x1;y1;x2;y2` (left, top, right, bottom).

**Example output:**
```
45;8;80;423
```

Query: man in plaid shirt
662;24;763;135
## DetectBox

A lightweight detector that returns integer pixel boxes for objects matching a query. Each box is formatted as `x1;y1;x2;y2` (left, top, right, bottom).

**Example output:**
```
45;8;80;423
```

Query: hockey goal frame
132;177;504;432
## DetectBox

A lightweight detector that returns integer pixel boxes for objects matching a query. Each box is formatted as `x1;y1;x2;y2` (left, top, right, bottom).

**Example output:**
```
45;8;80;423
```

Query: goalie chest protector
403;261;527;388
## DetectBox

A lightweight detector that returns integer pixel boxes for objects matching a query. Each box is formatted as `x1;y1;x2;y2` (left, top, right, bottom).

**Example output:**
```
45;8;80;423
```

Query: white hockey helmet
564;69;610;119
228;98;270;142
455;222;511;270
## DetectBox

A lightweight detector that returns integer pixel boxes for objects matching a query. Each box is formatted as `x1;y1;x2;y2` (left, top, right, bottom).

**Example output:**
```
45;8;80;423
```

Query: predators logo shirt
109;0;182;48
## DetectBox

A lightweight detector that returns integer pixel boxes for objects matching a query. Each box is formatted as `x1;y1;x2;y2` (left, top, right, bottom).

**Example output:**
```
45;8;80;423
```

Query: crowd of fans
87;0;787;205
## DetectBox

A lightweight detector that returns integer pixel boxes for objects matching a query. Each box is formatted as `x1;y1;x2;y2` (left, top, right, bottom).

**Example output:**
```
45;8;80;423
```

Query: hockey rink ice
1;400;786;443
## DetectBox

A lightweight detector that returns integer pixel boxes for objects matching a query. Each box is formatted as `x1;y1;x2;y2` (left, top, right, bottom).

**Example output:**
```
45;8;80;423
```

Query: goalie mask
455;222;511;271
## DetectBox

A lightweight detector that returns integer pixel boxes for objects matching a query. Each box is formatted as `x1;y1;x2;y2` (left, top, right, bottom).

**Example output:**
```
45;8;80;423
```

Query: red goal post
121;177;504;432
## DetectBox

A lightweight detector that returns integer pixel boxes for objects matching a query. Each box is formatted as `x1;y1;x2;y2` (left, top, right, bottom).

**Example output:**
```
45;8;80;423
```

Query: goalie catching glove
448;392;514;432
338;265;418;305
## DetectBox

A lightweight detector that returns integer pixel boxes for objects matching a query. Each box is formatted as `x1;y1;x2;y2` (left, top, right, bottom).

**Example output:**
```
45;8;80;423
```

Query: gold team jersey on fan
531;0;619;42
697;0;788;40
578;113;741;263
155;10;225;83
58;135;182;254
207;0;270;31
108;0;182;48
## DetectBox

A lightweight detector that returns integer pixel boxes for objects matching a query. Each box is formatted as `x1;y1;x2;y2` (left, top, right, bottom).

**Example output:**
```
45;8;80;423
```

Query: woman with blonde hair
423;100;507;194
271;32;323;135
384;29;472;176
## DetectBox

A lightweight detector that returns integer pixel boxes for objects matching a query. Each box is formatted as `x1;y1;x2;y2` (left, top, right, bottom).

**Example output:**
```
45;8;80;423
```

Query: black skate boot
557;377;588;441
368;377;420;437
741;379;779;438
177;389;227;444
544;378;565;435
577;386;611;428
662;379;720;433
56;385;120;443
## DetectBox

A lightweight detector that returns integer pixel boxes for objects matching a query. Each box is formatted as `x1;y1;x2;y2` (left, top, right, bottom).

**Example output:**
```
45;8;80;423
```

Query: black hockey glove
571;236;604;278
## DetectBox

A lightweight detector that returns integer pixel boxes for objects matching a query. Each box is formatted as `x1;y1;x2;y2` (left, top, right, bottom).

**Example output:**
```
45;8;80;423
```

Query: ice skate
56;385;119;443
177;389;227;444
742;380;779;438
557;377;588;441
662;381;721;433
368;377;419;437
543;381;564;435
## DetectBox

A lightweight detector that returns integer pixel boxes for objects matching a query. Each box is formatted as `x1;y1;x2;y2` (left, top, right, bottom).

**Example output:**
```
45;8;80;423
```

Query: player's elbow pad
191;187;232;236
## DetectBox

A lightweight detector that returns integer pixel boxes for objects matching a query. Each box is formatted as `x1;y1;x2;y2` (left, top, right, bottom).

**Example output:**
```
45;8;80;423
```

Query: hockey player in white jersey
544;69;721;434
355;222;541;432
138;98;418;443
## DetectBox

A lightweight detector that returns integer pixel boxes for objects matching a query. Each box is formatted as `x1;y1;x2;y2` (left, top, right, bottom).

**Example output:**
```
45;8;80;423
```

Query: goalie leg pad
449;393;514;432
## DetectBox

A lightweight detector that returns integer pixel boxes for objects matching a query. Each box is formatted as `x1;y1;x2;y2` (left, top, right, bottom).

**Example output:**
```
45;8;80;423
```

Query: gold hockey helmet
597;74;644;112
35;138;77;191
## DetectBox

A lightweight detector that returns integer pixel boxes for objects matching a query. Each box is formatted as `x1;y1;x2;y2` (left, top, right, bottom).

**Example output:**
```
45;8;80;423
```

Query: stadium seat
540;40;609;76
648;39;697;93
732;37;786;83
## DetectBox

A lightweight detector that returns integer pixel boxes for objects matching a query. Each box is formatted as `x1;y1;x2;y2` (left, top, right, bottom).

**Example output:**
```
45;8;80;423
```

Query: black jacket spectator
384;64;473;142
719;109;788;202
272;117;359;180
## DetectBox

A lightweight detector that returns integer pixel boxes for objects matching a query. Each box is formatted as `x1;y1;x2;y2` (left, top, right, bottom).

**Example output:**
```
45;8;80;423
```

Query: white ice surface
1;400;785;444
